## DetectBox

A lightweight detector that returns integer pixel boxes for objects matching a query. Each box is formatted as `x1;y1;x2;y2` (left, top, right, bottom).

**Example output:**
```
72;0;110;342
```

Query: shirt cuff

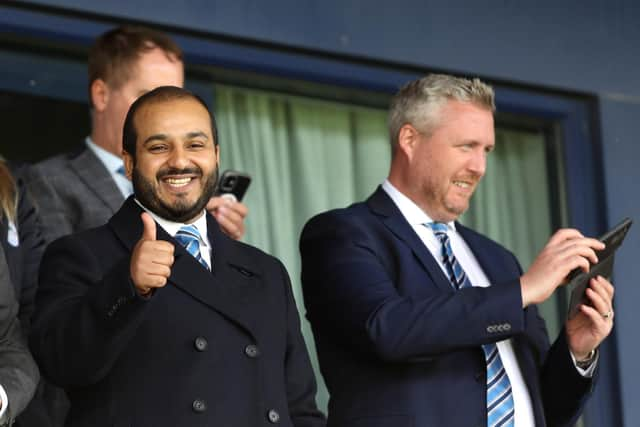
570;349;599;377
0;383;9;424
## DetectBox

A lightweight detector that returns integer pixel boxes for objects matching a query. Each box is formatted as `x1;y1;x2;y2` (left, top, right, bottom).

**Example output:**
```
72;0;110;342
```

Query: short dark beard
132;165;219;223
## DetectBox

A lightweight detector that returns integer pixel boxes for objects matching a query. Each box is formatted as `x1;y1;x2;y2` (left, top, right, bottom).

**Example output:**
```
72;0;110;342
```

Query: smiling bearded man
30;86;325;427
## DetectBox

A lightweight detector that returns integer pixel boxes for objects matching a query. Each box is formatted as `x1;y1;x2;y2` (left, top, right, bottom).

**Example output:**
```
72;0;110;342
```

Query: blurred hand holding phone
214;170;251;202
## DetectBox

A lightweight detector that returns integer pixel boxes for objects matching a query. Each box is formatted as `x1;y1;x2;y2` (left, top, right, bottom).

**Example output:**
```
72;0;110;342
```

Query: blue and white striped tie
428;222;515;427
175;225;210;271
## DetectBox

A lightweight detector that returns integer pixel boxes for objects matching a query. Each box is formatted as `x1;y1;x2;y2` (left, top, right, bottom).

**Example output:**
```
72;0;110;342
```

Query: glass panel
214;84;568;414
214;84;390;411
0;89;89;162
0;43;569;415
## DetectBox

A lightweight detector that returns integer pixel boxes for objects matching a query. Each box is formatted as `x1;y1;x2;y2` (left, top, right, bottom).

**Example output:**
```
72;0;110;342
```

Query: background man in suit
30;86;325;427
26;25;248;243
300;74;614;427
0;244;39;426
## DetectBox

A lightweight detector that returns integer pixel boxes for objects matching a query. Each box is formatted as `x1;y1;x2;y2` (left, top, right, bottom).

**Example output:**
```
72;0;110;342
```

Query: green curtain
215;84;390;411
214;83;559;412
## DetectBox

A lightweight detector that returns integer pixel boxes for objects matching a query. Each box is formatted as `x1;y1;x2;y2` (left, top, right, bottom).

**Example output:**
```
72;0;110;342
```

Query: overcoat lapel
109;197;260;340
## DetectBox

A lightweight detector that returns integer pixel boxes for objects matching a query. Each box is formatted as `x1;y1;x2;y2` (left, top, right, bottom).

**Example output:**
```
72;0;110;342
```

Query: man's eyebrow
185;131;209;140
142;131;209;146
142;134;169;145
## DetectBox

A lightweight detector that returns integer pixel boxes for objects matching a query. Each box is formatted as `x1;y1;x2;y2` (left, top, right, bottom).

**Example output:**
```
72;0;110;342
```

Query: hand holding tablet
567;218;633;319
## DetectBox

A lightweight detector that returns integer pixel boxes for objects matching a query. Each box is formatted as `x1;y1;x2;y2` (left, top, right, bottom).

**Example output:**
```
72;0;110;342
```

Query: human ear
90;79;110;112
397;124;421;160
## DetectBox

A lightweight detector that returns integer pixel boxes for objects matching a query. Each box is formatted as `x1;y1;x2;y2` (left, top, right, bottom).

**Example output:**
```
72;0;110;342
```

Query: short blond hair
388;74;495;153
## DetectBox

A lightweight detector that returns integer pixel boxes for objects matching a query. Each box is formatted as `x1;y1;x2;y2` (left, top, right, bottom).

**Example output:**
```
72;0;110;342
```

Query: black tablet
567;217;633;319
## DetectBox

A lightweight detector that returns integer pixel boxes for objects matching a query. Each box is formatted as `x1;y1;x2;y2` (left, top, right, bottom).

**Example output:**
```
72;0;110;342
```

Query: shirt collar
85;136;124;174
381;179;456;231
133;199;209;247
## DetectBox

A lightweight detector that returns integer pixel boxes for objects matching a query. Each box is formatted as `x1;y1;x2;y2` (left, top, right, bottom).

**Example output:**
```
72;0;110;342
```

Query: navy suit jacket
31;197;325;427
300;187;593;427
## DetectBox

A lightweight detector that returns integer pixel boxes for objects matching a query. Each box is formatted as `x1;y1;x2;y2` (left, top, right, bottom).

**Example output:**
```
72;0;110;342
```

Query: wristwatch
576;349;597;369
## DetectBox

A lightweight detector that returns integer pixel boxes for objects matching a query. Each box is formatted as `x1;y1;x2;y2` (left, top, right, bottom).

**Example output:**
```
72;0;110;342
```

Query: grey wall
12;0;640;424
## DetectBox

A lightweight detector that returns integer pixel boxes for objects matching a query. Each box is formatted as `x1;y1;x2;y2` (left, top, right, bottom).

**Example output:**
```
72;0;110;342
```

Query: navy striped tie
175;225;210;271
428;222;515;427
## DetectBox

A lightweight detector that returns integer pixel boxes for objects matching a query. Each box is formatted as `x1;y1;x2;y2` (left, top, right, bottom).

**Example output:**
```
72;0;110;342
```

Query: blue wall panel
14;0;640;96
600;98;640;426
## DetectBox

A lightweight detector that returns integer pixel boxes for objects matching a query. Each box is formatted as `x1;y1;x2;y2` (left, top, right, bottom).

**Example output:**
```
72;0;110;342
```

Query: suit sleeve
0;247;39;421
540;330;594;427
300;212;525;362
30;235;151;388
278;260;326;427
23;163;73;243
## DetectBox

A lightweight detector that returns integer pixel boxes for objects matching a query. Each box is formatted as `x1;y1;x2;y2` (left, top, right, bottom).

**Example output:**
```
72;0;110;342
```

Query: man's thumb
140;212;157;241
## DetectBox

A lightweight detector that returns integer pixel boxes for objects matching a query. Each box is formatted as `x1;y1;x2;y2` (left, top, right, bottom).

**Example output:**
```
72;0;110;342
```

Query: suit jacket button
194;337;208;352
192;399;206;413
245;344;260;358
267;409;280;423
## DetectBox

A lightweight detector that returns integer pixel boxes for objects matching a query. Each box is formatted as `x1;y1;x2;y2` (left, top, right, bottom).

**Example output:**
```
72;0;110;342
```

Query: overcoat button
194;337;208;352
267;409;280;423
245;344;260;358
192;399;207;413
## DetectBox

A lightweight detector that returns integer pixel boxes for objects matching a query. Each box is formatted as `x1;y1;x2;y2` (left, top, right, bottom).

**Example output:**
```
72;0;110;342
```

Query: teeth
454;181;470;188
165;177;191;187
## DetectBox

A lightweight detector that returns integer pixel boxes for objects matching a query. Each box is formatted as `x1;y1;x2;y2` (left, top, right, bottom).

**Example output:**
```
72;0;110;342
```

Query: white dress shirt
85;137;133;198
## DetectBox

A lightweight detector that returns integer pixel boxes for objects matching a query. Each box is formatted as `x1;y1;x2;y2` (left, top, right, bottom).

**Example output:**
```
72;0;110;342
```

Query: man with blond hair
301;74;614;426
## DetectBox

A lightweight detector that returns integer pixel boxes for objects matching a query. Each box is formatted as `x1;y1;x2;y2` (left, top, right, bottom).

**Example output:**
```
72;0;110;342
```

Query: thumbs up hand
130;212;175;296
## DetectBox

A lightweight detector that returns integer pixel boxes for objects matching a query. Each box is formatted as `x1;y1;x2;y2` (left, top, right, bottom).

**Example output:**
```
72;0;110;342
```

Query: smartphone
214;170;251;202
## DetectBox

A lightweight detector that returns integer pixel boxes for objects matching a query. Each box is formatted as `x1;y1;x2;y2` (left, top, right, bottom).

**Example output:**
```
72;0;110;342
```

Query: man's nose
468;150;487;177
167;147;190;169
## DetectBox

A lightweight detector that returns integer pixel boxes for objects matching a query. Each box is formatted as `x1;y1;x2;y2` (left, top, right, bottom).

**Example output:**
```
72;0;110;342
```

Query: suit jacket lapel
109;198;259;339
366;186;453;293
70;147;124;214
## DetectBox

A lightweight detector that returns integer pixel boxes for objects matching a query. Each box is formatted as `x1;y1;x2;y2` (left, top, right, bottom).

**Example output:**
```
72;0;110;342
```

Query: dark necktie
428;222;515;427
175;225;210;271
